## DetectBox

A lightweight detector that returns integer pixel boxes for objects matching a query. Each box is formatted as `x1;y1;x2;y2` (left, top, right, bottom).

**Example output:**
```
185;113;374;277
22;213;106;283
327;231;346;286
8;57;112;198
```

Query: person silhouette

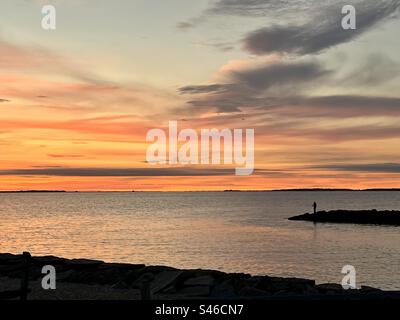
313;202;317;214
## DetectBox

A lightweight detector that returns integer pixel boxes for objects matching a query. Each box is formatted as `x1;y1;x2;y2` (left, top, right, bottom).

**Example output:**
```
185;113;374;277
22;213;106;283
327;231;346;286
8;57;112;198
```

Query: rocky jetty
289;210;400;226
1;253;400;300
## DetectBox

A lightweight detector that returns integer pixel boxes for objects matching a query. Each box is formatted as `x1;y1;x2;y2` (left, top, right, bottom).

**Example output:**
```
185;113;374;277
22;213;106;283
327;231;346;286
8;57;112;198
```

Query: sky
1;0;400;191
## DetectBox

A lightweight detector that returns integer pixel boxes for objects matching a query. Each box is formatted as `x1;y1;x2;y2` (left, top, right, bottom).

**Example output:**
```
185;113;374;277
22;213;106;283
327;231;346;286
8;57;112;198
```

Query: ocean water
0;191;399;290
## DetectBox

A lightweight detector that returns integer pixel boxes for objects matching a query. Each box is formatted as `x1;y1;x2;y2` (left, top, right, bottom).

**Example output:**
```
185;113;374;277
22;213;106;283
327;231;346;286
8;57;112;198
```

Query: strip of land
1;253;399;300
2;188;400;193
289;210;400;226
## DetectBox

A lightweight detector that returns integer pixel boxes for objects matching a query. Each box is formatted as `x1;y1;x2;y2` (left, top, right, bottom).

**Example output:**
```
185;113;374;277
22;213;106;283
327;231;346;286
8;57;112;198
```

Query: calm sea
0;191;399;289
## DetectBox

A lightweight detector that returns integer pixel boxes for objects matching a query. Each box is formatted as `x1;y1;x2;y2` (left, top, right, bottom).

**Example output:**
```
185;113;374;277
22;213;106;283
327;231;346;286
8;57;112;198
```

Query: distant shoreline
0;190;67;193
1;189;400;193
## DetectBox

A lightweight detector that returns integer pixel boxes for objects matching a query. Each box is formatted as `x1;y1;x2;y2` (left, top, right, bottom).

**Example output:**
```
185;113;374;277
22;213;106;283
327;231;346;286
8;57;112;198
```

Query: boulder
183;275;215;287
151;270;184;294
65;259;104;269
361;286;381;292
316;283;345;294
0;253;22;265
178;285;211;297
33;256;67;265
238;286;269;297
103;263;145;272
131;272;155;289
256;276;316;293
111;280;130;289
211;279;236;298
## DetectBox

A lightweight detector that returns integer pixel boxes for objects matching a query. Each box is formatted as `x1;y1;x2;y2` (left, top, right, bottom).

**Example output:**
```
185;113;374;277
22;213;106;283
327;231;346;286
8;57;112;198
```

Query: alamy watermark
146;121;255;176
41;5;56;30
342;5;357;30
41;265;56;290
341;265;357;289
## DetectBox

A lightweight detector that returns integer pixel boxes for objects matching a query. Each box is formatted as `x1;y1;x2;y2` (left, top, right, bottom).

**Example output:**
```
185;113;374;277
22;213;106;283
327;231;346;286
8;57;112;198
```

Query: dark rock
289;210;400;226
184;275;215;287
256;276;315;293
56;270;93;284
1;252;398;300
162;285;177;294
65;259;104;269
173;269;227;288
103;263;145;271
140;266;178;274
124;268;147;285
56;266;122;285
111;280;130;289
179;285;211;297
131;272;155;289
238;286;269;297
361;286;382;292
211;279;236;298
151;270;183;294
33;256;67;265
316;283;345;294
0;253;22;265
57;270;77;282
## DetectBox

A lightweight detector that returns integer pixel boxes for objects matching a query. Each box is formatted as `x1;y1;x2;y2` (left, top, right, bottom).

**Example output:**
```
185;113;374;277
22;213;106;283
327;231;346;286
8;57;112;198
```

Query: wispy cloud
0;115;152;137
242;1;400;56
179;60;331;112
0;167;247;177
310;163;400;173
0;36;108;84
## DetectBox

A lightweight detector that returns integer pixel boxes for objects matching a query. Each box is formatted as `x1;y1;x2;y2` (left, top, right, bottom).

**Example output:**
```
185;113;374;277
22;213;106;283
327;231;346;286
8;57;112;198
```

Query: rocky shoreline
1;253;399;300
289;210;400;226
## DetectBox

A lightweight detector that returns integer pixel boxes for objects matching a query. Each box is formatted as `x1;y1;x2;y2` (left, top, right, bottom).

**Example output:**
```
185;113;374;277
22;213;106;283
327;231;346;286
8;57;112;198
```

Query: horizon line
2;188;400;193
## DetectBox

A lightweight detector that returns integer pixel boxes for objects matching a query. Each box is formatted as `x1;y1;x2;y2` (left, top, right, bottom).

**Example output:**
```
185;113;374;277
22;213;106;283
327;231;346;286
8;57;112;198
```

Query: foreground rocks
289;210;400;226
0;253;399;300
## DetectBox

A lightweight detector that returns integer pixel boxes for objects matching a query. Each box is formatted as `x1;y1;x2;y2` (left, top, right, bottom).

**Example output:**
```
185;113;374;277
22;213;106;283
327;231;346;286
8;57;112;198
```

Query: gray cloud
184;0;332;27
341;53;400;86
179;1;400;117
243;1;400;56
248;116;400;142
181;60;331;112
302;95;400;109
0;98;10;103
183;90;400;118
185;94;266;113
195;39;236;52
311;163;400;173
179;62;330;95
200;1;400;56
297;124;400;142
176;21;195;30
179;84;233;94
280;95;400;117
231;61;331;89
208;0;328;18
0;167;248;177
180;55;400;116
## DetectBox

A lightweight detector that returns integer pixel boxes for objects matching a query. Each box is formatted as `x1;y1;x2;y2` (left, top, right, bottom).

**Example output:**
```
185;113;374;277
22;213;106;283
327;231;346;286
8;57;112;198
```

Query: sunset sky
1;0;400;191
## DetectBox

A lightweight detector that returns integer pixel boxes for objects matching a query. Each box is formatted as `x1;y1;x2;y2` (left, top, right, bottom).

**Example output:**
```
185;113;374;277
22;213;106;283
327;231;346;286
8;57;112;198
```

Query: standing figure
313;202;317;214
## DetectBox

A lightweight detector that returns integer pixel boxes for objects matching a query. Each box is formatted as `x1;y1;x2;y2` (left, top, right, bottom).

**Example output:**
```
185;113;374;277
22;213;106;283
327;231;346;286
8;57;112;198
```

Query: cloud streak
180;60;331;112
0;167;249;177
0;36;108;85
242;1;400;56
310;163;400;173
